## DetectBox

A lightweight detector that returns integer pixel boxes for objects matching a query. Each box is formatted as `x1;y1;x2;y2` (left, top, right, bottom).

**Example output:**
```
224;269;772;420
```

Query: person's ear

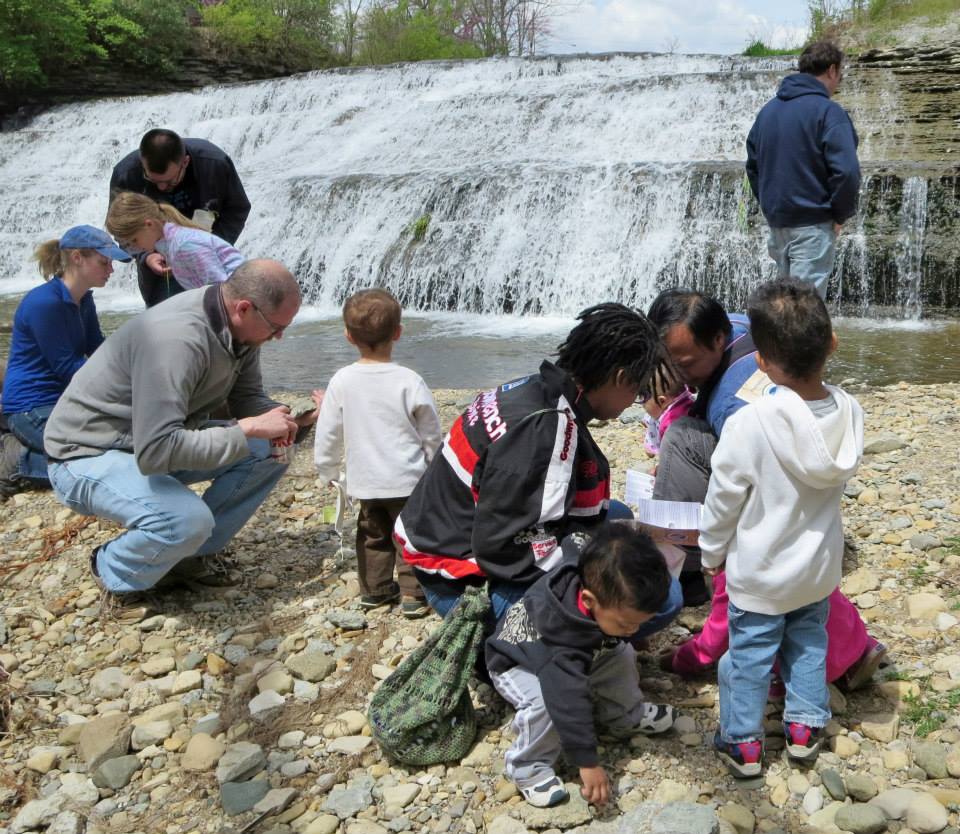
393;325;402;342
580;589;597;611
614;368;628;387
712;332;726;352
344;328;357;346
756;353;770;374
828;331;838;355
182;154;191;169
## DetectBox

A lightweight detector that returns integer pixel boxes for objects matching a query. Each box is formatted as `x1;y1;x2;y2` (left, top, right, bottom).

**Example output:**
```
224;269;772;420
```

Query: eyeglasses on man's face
251;301;287;336
142;158;187;190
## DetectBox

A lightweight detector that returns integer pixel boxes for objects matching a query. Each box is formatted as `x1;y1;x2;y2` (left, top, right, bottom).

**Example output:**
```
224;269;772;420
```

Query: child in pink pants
663;571;886;691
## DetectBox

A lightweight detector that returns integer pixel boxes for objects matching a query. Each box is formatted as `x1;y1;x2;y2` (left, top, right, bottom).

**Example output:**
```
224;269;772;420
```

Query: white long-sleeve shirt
699;384;863;615
313;362;442;500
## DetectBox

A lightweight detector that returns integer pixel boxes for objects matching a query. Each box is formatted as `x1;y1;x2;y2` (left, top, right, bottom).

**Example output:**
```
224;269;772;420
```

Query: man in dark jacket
746;41;860;298
110;129;252;307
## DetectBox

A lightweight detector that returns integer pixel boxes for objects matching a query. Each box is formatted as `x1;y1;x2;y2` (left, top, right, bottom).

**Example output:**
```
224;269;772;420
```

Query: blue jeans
767;222;837;299
48;438;287;592
719;598;831;743
7;405;54;484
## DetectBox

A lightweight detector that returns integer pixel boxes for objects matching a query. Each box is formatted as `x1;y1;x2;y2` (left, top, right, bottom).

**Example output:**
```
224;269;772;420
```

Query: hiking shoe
0;433;23;499
838;641;888;692
783;722;823;763
519;775;569;808
634;703;675;735
714;731;763;778
400;596;430;619
360;590;401;610
89;547;159;624
164;554;242;591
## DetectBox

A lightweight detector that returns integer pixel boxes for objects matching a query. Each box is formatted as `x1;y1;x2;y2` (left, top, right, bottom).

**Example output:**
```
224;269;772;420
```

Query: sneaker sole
841;643;888;692
786;740;822;763
716;750;762;778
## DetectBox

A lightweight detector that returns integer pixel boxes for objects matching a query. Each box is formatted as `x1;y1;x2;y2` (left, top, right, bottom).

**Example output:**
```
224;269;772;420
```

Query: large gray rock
326;609;368;630
47;811;85;834
322;784;375;819
285;649;336;683
846;772;879;802
906;792;949;833
216;741;266;784
863;432;908;454
221;779;270;816
835;804;888;834
10;794;67;834
92;754;141;789
517;783;592;829
649;803;719;834
77;713;132;771
870;788;922;820
821;769;846;801
89;667;131;700
914;741;949;779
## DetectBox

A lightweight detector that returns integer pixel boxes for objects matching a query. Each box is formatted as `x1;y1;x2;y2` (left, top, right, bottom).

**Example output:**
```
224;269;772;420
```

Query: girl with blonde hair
0;226;131;497
105;192;245;299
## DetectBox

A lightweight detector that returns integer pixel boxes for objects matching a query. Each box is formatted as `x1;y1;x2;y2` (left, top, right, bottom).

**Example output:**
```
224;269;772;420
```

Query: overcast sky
542;0;810;56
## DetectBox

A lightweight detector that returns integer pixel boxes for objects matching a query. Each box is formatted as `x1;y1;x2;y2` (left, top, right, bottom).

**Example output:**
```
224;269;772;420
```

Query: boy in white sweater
701;278;863;778
314;289;442;618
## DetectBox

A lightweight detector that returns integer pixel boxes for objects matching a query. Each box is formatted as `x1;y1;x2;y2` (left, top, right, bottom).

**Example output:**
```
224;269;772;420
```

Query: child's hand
145;253;168;275
702;561;725;577
579;766;609;806
311;389;325;411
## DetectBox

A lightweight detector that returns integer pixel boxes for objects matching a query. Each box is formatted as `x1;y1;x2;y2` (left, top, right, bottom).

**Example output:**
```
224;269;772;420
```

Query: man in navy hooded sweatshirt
746;41;860;299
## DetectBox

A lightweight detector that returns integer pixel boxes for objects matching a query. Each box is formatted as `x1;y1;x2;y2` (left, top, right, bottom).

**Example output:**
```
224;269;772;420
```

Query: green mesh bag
368;586;491;765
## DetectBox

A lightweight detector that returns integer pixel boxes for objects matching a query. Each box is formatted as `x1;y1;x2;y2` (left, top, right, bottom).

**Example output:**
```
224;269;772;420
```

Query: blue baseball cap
59;225;132;262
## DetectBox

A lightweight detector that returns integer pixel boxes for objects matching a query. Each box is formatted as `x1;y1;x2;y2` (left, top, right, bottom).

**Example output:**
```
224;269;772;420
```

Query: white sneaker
519;775;569;808
634;703;675;735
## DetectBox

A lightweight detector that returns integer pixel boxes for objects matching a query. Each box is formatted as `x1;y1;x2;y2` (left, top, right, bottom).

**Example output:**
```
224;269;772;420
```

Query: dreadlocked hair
556;302;664;392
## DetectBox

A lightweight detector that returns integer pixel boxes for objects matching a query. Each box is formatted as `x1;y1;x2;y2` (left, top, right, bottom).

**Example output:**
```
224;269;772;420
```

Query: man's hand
293;388;324;430
145;253;168;275
238;407;298;441
579;766;609;806
703;561;725;577
833;222;843;236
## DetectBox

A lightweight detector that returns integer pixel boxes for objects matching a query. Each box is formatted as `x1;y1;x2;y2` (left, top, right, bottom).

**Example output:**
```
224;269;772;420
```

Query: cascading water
0;53;955;316
895;176;928;320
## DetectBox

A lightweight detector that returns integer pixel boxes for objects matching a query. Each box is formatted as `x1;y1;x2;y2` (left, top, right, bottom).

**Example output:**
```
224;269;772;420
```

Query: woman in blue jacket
1;226;130;497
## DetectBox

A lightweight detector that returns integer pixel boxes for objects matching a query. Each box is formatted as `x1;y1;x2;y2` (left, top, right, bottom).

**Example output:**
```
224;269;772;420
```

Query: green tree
204;0;336;67
0;0;97;88
357;0;481;64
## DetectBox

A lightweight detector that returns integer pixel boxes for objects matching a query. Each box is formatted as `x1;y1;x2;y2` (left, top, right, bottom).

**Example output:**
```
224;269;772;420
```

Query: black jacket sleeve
211;154;251;244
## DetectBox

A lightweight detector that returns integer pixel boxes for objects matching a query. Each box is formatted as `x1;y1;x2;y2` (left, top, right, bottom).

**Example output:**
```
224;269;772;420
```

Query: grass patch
408;213;431;242
902;689;960;737
742;39;801;57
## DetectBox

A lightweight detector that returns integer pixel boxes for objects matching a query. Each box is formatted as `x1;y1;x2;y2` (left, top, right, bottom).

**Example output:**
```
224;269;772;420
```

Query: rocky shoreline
1;382;959;834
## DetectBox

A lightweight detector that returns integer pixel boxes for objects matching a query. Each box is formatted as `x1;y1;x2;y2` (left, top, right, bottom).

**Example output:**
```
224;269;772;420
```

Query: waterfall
0;54;954;316
895;176;928;320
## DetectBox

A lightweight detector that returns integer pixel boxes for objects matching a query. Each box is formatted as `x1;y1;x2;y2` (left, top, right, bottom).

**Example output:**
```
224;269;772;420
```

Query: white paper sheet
624;469;655;504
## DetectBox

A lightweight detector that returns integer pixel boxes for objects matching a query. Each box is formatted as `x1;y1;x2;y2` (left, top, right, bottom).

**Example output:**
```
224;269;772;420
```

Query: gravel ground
1;382;960;834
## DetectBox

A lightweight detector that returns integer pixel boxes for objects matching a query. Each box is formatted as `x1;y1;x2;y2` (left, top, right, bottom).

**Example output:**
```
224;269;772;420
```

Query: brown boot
89;548;159;625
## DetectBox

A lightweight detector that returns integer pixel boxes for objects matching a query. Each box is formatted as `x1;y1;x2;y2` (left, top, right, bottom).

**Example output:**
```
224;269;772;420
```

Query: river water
2;295;957;392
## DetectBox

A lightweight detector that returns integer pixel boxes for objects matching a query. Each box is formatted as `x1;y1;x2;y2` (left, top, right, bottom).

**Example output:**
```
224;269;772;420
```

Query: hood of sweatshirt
776;73;830;102
754;384;863;489
524;546;607;652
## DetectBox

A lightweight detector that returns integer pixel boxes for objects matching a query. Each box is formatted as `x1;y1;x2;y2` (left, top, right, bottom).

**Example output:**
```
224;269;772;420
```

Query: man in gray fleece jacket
45;259;315;620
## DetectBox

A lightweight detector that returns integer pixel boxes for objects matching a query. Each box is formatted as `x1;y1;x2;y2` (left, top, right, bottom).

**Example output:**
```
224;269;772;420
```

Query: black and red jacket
394;361;610;585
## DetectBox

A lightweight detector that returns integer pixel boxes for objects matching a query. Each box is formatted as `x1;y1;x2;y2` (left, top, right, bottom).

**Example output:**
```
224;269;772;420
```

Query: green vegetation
1;0;193;91
742;39;801;57
808;0;960;48
902;689;960;737
203;0;335;69
408;213;431;242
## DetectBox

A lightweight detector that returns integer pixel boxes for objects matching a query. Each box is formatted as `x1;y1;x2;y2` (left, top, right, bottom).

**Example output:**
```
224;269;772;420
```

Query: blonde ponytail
33;239;68;280
105;191;205;242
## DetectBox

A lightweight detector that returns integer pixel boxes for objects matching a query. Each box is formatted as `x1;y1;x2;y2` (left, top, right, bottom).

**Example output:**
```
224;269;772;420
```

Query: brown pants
356;497;423;599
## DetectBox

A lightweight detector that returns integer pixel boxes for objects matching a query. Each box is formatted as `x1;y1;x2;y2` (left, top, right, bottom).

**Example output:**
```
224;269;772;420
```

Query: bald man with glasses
110;128;251;308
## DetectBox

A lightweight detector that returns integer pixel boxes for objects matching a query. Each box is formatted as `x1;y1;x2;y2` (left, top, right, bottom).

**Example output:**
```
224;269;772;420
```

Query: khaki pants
357;497;423;599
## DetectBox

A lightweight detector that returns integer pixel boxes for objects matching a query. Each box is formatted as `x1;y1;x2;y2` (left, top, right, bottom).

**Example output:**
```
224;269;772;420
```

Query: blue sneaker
713;731;763;778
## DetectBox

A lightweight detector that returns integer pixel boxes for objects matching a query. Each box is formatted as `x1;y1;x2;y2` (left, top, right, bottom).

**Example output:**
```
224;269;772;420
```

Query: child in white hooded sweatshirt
701;278;864;779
